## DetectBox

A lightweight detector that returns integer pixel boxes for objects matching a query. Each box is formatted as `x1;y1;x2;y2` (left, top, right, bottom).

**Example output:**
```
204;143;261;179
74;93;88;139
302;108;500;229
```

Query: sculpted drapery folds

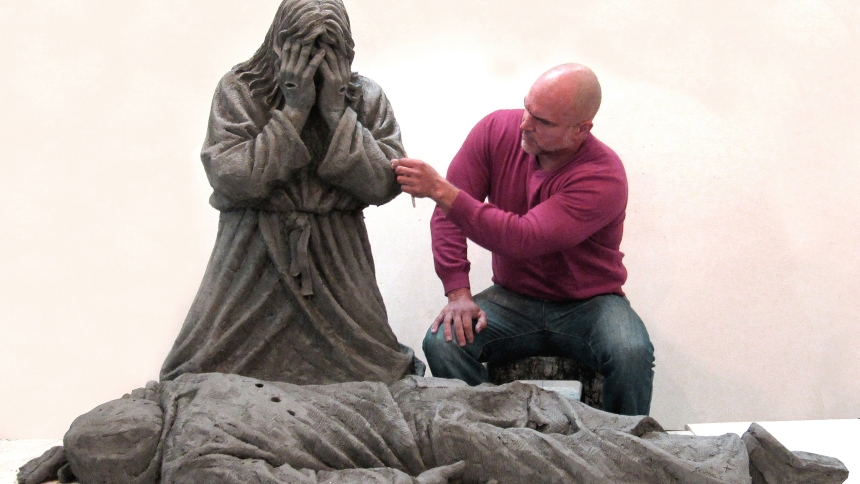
159;0;416;385
18;374;849;483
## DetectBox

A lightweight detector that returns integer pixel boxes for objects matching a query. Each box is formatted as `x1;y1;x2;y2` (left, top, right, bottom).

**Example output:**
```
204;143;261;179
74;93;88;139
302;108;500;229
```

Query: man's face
519;83;589;158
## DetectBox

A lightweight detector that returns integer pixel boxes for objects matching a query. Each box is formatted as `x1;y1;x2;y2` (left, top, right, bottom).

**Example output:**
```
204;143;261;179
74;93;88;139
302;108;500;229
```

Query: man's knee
610;338;654;369
422;326;467;366
597;328;654;383
422;326;446;357
591;297;654;369
422;325;488;384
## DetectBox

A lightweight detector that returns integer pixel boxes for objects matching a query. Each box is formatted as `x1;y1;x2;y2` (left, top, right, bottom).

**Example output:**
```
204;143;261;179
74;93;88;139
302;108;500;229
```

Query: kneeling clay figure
159;0;420;386
18;373;847;484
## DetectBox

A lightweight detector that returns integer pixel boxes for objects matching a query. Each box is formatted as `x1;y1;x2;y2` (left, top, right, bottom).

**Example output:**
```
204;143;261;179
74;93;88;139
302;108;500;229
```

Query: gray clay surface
743;423;849;484
488;356;605;408
159;0;416;385
20;373;849;484
19;375;848;483
10;374;742;483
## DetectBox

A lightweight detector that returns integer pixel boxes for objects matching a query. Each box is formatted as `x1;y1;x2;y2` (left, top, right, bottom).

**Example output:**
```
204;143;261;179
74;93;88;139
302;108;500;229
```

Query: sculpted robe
159;69;414;384
19;374;847;484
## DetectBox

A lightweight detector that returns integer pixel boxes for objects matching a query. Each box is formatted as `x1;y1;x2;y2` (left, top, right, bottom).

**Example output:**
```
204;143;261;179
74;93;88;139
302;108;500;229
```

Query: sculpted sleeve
201;71;312;206
159;375;428;484
316;77;405;206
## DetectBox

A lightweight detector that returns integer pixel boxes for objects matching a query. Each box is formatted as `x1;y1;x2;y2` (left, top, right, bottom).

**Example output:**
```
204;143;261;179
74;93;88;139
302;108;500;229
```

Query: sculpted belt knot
287;212;313;296
258;210;318;298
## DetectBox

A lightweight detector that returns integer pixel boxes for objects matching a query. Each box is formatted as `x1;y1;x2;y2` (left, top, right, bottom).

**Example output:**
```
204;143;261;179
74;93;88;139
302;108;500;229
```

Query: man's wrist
446;287;472;302
433;178;460;213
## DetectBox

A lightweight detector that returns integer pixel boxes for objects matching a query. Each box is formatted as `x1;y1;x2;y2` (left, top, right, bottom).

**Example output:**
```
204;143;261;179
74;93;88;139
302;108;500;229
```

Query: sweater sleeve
430;116;493;295
444;165;627;259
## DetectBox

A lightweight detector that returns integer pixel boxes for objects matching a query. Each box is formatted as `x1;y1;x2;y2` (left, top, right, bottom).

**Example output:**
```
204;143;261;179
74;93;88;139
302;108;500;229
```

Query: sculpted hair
236;0;359;109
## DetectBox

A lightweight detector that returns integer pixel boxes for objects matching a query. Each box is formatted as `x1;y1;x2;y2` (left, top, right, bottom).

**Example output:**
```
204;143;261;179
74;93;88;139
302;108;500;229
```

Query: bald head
520;64;602;167
532;63;602;125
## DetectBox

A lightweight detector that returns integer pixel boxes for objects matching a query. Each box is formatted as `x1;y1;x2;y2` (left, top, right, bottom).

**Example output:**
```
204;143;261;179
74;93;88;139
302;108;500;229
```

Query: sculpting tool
397;153;416;208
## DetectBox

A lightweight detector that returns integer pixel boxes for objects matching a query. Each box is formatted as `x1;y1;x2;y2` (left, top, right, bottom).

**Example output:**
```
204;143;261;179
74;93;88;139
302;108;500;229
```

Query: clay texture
743;423;849;484
159;0;417;385
19;374;849;483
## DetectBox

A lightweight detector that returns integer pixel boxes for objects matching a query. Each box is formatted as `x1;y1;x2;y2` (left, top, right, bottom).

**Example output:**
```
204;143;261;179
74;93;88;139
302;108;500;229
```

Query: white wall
1;0;858;438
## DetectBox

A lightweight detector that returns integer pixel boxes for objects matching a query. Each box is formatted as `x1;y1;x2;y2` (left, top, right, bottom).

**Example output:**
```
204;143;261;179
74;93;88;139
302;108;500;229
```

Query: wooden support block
487;356;604;409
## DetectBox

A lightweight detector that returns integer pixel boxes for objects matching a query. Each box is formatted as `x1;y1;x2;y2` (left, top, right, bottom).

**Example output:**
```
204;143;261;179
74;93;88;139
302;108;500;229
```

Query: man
393;64;654;416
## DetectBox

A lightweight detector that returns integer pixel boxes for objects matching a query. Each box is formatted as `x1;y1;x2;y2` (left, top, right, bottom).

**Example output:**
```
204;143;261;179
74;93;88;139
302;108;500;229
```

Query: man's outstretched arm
393;158;486;346
393;157;626;259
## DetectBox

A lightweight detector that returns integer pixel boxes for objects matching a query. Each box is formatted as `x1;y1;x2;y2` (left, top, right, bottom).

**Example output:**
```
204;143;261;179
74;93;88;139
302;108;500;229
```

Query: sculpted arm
169;457;464;484
315;462;465;483
316;66;405;206
201;43;325;205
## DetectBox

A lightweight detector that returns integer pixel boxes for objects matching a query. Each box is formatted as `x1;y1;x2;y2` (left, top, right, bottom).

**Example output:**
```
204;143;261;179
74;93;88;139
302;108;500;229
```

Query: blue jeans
423;285;654;416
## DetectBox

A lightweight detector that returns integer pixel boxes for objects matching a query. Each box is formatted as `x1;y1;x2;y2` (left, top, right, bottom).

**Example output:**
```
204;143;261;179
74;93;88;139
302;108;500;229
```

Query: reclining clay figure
19;373;847;484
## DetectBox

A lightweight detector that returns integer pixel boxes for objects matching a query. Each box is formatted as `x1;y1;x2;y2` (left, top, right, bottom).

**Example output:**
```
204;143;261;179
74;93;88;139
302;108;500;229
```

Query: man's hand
317;44;350;130
432;287;487;346
391;158;460;212
277;39;325;130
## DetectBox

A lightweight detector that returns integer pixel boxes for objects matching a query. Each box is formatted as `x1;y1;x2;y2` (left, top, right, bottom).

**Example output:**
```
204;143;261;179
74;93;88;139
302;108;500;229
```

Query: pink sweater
431;109;628;301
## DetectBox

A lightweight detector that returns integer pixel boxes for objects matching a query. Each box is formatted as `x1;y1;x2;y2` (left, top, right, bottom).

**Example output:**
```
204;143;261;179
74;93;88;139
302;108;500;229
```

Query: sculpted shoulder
354;74;384;102
216;68;257;104
351;74;392;116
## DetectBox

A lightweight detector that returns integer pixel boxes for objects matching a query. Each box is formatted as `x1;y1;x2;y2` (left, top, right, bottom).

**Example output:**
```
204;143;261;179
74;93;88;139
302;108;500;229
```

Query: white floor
686;419;857;483
2;419;855;483
0;439;62;484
